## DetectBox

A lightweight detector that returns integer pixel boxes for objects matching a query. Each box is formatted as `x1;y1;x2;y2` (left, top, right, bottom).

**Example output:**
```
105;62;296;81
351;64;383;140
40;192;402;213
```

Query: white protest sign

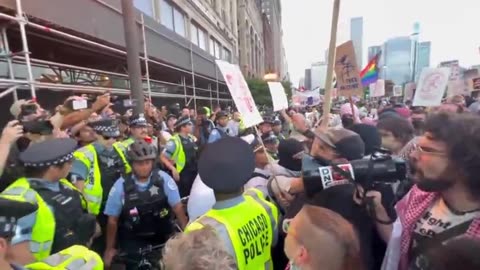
370;79;385;97
412;68;450;107
440;60;466;97
404;82;416;102
393;85;403;97
267;82;288;111
292;88;322;107
215;60;262;127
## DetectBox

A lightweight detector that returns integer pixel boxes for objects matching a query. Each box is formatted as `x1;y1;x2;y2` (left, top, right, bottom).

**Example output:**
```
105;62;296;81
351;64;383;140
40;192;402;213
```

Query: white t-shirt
409;198;480;270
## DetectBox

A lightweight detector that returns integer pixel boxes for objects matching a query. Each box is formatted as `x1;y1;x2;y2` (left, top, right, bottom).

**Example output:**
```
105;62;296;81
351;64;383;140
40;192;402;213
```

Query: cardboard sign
370;79;385;97
469;77;480;92
412;68;450;107
393;85;403;97
215;60;262;127
440;60;467;97
404;82;416;102
267;82;289;111
334;41;363;97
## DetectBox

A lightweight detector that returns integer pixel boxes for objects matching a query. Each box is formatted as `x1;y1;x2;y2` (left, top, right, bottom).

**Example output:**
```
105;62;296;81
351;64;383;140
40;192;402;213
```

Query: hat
88;119;120;138
273;119;282;126
350;124;381;156
10;99;30;119
198;137;255;193
174;116;192;129
261;115;274;125
261;132;278;144
166;114;177;121
278;139;305;172
19;138;77;168
129;113;148;127
216;111;228;119
314;127;365;161
0;197;38;238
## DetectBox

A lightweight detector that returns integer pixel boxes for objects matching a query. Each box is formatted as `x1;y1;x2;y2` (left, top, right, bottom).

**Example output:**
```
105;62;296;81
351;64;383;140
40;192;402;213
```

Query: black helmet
128;139;157;161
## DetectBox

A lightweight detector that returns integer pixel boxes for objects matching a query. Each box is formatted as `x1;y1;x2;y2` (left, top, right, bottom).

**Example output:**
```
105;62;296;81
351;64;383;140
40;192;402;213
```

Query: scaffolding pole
215;64;220;107
15;0;36;99
181;76;187;104
140;14;152;102
208;84;213;109
1;27;18;101
189;42;197;112
0;85;19;99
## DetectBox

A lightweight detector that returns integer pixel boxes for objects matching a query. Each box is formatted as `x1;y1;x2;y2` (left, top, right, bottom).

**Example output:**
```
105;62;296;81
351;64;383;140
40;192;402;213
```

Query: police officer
1;138;96;262
185;137;280;270
70;119;130;255
0;197;37;269
103;139;187;269
208;111;232;143
272;119;286;141
123;114;149;147
161;116;198;197
261;132;280;160
25;245;103;270
259;115;274;136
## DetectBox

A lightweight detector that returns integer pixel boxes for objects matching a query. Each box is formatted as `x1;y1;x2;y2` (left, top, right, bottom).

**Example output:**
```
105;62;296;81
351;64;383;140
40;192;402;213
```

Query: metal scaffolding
0;0;230;107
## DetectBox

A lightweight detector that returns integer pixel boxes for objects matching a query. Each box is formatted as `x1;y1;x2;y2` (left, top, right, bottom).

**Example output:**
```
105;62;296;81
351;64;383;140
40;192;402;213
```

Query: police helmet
128;139;157;161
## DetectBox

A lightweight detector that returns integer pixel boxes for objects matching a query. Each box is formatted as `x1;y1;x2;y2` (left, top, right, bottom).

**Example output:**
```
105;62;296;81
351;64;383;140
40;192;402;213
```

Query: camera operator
193;107;215;147
375;112;480;270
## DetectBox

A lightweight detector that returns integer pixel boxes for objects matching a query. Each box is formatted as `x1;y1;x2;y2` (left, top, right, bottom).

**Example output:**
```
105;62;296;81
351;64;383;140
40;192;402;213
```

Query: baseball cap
314;127;365;161
10;99;32;119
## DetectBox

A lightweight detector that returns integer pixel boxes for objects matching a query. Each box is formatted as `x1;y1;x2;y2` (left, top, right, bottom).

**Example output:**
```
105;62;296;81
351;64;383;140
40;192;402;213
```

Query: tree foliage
246;78;293;107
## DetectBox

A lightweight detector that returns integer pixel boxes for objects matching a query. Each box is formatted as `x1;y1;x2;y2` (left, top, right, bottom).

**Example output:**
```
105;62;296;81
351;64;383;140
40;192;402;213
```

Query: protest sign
440;60;467;97
215;60;262;127
267;82;289;111
393;85;403;97
334;41;363;97
469;77;480;92
404;82;416;102
292;88;322;107
370;79;385;97
412;68;450;107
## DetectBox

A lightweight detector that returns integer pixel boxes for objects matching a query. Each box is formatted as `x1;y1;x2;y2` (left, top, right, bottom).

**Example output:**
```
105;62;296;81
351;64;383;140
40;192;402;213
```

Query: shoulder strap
122;174;136;194
251;171;269;180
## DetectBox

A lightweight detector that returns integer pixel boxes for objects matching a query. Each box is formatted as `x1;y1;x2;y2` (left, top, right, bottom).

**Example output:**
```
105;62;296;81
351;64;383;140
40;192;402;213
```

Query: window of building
173;8;185;37
223;47;231;62
160;0;173;30
134;0;154;17
209;37;222;59
198;29;206;50
190;22;207;51
160;0;185;37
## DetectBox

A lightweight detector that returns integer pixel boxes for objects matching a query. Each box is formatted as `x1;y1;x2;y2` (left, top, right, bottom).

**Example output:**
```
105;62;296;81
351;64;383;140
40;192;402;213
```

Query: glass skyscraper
415;41;431;82
384;37;412;85
350;17;363;68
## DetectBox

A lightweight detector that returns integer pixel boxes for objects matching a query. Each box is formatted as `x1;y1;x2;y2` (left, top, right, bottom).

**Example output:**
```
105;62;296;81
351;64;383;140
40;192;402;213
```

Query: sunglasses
102;135;117;140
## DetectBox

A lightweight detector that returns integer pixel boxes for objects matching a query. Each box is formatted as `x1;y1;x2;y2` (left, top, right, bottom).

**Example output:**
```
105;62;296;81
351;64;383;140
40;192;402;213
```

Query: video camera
302;149;407;197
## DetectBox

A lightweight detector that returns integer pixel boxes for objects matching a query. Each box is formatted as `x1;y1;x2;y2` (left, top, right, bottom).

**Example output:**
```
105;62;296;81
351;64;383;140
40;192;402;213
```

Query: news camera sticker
319;164;355;189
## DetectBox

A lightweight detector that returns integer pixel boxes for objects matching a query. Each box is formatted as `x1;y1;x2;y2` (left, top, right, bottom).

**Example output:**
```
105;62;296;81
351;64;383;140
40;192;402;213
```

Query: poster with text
216;60;262;127
334;41;363;97
393;85;403;97
440;60;467;97
267;82;289;111
469;77;480;92
404;82;416;102
412;68;450;107
370;79;385;97
292;88;321;107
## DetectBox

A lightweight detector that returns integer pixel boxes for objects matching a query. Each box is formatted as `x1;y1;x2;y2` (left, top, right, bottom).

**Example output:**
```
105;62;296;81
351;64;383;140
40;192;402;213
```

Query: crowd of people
0;91;480;270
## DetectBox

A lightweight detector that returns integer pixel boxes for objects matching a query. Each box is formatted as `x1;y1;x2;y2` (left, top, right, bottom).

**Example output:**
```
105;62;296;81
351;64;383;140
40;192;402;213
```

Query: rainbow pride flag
360;52;381;87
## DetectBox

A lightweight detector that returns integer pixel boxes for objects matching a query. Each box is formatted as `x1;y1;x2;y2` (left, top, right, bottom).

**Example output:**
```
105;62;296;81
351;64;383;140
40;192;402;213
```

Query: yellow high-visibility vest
25;245;103;270
1;178;86;261
186;189;279;270
73;142;131;215
170;134;196;173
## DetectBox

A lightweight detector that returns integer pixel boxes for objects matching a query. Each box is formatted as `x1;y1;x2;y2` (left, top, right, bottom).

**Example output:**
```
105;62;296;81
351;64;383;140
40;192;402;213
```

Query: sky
281;0;480;85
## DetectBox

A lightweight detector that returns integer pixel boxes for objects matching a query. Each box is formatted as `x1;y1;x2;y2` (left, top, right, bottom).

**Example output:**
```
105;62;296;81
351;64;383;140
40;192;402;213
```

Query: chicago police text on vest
237;213;269;264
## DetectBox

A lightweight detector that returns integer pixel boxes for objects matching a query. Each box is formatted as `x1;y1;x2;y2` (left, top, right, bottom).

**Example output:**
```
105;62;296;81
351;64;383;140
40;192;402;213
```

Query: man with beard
373;112;480;270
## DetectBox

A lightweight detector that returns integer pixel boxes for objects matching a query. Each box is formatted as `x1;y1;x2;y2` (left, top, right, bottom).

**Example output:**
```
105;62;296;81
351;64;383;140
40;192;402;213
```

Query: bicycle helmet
128;139;157;161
